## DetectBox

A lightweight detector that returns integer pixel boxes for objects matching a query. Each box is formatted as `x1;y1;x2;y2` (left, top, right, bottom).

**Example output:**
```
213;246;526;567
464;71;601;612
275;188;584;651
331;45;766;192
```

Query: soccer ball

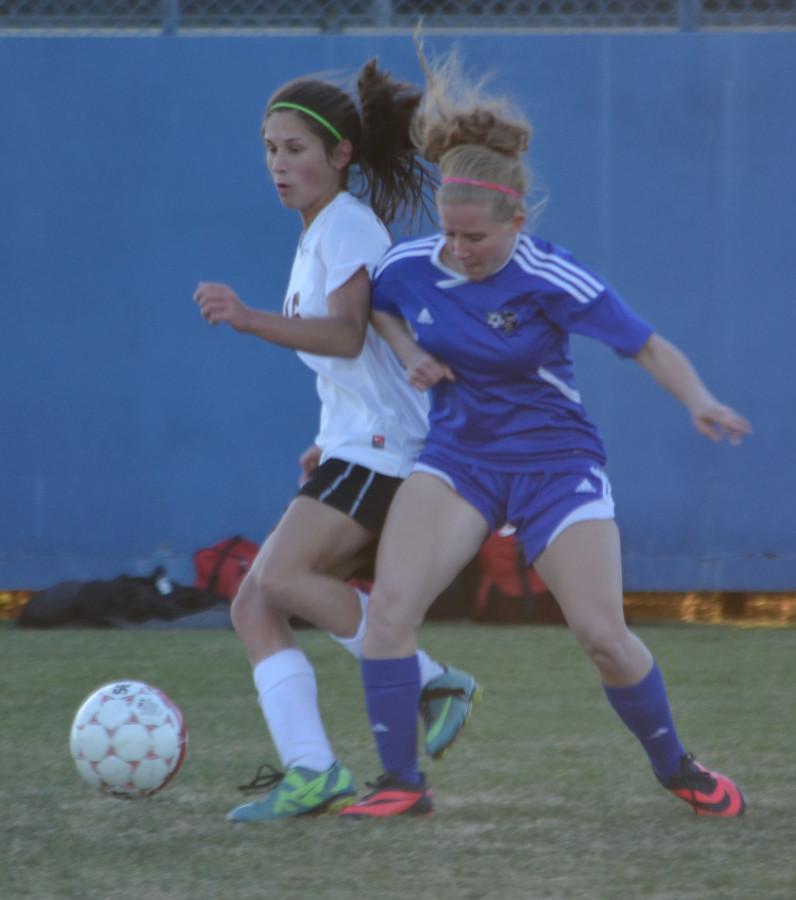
69;680;187;798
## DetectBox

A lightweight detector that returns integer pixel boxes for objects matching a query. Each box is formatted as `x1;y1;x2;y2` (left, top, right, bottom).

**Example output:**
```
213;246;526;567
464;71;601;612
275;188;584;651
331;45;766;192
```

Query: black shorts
297;458;403;535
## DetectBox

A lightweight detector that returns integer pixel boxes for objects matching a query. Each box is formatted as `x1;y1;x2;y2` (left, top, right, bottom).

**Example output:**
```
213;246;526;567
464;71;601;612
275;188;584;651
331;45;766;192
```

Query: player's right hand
691;401;753;445
194;282;251;331
406;351;455;391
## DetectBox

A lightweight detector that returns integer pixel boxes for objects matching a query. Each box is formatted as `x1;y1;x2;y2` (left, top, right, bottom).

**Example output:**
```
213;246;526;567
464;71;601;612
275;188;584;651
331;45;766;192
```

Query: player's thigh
253;495;374;578
532;518;625;634
373;472;489;615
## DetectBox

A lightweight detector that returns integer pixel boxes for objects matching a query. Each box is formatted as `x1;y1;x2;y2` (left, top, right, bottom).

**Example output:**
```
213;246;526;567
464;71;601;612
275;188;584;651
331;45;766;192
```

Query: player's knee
231;563;289;626
575;623;633;671
241;556;299;615
231;569;291;639
365;583;421;647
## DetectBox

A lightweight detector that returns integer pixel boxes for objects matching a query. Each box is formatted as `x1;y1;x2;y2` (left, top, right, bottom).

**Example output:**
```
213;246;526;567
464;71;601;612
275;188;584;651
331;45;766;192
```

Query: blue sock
603;662;686;782
360;655;422;784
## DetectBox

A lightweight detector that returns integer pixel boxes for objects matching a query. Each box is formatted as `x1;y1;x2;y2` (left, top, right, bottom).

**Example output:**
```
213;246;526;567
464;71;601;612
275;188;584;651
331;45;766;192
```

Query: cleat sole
324;793;358;816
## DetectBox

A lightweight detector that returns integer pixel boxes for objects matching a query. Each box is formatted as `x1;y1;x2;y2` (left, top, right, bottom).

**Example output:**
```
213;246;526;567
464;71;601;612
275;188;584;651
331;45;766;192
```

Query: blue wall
2;33;794;590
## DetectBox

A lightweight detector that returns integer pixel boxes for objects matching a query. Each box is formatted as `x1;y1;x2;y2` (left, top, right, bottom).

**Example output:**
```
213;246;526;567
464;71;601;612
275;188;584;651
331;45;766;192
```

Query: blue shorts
414;451;615;565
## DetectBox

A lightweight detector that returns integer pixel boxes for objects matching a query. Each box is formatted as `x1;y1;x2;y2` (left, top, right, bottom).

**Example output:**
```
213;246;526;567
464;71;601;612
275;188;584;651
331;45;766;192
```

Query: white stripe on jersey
514;250;595;304
521;236;604;293
374;237;437;279
537;366;582;404
516;235;603;304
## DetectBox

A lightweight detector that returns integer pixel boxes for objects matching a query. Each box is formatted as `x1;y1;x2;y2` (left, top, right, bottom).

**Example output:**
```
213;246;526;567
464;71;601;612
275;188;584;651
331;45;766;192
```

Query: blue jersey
371;233;654;471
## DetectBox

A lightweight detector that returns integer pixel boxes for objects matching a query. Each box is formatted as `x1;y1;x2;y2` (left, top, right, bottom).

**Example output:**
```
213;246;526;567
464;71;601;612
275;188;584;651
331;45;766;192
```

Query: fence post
678;0;700;32
371;0;393;27
161;0;180;36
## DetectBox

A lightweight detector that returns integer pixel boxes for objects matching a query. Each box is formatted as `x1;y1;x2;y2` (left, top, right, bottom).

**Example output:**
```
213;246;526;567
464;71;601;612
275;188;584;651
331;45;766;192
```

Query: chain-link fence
0;0;794;33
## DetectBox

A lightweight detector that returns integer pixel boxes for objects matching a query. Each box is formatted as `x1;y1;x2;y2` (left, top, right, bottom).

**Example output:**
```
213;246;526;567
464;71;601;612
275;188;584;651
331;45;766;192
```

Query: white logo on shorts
575;478;597;494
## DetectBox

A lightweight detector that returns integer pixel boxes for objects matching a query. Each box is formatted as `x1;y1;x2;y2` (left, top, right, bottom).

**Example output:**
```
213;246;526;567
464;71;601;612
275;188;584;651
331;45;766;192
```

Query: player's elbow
339;336;365;358
633;332;677;375
335;320;367;357
336;342;363;359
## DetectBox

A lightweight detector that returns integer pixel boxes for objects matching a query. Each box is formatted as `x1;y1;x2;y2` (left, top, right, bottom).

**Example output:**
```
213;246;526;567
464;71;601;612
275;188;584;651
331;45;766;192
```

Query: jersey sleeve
370;263;406;319
530;242;654;357
543;286;654;357
318;204;390;296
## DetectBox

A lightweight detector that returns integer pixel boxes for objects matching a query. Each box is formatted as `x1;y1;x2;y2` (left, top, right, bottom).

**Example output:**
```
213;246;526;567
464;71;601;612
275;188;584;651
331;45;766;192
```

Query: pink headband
442;176;523;199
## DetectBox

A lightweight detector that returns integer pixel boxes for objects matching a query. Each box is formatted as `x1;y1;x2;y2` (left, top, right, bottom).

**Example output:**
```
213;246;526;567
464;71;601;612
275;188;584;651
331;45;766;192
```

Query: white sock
328;588;445;688
252;648;335;772
417;648;445;687
328;588;369;657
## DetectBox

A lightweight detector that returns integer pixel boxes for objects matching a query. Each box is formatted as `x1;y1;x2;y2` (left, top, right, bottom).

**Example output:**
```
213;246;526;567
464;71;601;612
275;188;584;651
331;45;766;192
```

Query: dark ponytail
356;59;435;226
264;61;433;226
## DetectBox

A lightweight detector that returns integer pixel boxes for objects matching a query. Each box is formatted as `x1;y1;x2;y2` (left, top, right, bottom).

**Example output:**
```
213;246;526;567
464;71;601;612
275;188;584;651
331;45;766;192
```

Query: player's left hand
194;282;251;331
298;444;322;487
692;402;753;445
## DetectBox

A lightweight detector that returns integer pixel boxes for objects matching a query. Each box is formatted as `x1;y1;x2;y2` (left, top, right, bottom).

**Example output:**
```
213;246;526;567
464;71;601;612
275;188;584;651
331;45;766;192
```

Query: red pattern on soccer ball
69;681;187;799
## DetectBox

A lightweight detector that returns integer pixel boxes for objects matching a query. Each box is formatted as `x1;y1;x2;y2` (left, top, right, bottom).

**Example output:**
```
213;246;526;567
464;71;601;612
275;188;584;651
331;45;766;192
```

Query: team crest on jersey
486;311;518;334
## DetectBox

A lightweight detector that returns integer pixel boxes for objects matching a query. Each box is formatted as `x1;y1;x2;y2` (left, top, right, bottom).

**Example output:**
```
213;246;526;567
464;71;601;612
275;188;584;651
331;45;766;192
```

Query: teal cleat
227;761;356;822
420;666;482;760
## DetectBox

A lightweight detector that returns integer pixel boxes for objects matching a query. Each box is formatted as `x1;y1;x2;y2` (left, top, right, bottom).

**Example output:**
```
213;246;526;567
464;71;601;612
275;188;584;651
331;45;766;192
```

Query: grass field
1;620;794;900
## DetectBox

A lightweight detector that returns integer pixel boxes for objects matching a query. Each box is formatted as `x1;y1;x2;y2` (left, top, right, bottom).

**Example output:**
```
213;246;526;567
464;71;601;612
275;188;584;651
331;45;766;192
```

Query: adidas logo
417;308;434;325
575;478;597;494
371;723;390;733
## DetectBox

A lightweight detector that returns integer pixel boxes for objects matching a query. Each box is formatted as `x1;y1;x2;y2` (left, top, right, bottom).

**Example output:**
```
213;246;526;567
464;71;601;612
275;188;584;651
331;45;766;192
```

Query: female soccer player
340;46;751;819
194;61;479;822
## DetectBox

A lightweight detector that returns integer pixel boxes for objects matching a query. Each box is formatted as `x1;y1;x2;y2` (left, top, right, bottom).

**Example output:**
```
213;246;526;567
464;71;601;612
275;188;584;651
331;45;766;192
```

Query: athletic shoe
227;761;356;822
660;753;746;817
338;772;434;819
420;666;482;759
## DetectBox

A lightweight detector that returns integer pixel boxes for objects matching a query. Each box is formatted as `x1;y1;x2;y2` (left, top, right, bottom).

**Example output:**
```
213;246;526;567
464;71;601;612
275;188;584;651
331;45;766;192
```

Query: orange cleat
661;753;746;817
339;773;433;819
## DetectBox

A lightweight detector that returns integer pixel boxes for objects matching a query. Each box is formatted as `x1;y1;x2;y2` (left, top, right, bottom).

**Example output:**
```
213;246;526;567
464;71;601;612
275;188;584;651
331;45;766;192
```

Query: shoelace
361;773;425;798
679;754;717;812
420;686;467;720
422;686;468;701
362;774;393;795
237;762;285;793
682;754;715;790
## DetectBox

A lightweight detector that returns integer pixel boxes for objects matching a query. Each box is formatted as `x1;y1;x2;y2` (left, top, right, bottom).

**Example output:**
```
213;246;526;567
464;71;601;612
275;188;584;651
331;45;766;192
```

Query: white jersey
282;192;428;477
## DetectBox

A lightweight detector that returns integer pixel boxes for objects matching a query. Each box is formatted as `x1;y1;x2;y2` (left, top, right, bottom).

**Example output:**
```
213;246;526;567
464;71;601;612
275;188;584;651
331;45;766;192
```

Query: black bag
17;570;223;628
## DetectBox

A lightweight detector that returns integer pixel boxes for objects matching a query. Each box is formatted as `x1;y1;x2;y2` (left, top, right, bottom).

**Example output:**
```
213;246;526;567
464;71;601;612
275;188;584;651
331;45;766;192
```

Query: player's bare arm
634;333;752;444
371;309;455;390
194;266;370;358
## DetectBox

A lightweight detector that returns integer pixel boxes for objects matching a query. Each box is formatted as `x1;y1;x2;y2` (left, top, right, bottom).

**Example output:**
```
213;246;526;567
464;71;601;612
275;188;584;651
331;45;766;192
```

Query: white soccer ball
69;680;187;798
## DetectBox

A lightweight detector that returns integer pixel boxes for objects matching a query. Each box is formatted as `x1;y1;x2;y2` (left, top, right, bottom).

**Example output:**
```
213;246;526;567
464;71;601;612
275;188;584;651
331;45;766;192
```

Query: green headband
269;101;344;143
